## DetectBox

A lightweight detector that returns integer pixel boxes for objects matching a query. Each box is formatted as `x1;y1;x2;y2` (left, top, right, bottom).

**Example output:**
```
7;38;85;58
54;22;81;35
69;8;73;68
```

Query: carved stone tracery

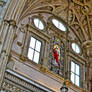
0;0;92;92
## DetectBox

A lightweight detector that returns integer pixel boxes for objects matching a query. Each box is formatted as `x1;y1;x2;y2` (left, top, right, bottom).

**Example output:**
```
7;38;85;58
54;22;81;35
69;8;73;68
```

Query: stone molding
4;20;17;27
3;69;54;92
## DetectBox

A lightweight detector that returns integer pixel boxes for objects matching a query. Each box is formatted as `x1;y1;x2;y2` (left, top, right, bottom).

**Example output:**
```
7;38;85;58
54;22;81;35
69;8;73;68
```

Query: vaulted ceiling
18;0;92;57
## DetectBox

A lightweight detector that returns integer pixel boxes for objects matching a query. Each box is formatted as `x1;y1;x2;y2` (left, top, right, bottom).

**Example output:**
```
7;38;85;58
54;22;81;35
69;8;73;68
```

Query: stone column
20;24;29;61
83;40;92;92
0;20;17;87
0;20;10;53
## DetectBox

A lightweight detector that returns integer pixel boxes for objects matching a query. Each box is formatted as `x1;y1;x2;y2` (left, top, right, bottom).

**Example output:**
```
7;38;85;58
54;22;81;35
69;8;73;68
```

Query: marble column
0;20;10;53
0;20;17;87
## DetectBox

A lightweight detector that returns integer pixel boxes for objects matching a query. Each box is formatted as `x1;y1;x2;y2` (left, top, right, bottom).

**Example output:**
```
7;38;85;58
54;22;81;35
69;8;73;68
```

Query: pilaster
0;20;17;87
82;40;92;91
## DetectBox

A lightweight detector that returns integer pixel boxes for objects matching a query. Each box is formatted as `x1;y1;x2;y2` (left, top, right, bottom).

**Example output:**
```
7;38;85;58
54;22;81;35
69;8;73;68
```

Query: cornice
68;51;87;65
27;24;51;43
4;69;54;92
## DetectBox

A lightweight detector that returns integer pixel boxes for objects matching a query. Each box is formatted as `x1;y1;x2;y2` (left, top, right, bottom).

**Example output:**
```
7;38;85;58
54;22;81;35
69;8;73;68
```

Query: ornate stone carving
2;81;28;92
3;70;53;92
83;40;92;57
4;20;17;28
0;0;92;92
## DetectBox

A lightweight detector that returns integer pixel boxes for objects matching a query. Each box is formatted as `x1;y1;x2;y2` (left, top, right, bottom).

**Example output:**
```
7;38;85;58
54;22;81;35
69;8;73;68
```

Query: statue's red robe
53;48;60;67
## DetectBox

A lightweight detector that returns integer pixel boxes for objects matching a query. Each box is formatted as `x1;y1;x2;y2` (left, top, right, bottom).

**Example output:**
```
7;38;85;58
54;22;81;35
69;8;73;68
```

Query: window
27;37;42;64
33;18;44;30
71;43;80;54
48;37;65;77
70;61;80;86
52;18;67;32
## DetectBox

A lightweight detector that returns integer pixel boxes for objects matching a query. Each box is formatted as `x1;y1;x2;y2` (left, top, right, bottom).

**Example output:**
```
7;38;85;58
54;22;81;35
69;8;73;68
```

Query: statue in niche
48;37;64;76
53;44;60;67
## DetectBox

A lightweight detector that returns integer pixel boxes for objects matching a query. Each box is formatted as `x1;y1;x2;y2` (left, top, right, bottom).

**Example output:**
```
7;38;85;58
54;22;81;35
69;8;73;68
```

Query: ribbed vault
17;1;92;90
18;0;92;43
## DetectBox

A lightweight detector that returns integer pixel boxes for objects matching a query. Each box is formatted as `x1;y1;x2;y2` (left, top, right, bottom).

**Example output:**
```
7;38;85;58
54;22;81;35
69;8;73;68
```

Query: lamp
60;0;69;92
60;82;68;92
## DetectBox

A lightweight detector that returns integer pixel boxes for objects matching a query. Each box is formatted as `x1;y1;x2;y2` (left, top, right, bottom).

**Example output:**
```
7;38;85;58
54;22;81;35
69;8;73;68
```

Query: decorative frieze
3;69;54;92
2;81;27;92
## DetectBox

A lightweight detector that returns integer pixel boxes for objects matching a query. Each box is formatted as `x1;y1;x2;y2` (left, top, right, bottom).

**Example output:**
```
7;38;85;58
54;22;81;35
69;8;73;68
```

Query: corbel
4;19;17;28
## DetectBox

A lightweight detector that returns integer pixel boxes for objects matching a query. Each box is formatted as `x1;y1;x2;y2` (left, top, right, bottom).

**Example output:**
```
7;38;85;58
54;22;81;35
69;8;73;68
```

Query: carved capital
65;79;71;86
20;55;27;61
4;20;17;28
81;4;90;15
82;89;89;92
82;40;92;57
40;66;47;73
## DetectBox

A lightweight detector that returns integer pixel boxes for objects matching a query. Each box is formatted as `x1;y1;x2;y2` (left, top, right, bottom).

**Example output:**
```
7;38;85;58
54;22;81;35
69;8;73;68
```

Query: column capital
83;40;92;48
4;19;17;28
82;40;92;57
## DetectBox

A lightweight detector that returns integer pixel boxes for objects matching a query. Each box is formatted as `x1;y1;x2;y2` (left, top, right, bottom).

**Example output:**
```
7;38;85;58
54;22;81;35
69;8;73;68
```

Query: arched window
52;18;67;32
70;61;80;86
70;42;81;87
33;18;45;30
71;43;80;54
27;36;42;64
48;37;65;77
